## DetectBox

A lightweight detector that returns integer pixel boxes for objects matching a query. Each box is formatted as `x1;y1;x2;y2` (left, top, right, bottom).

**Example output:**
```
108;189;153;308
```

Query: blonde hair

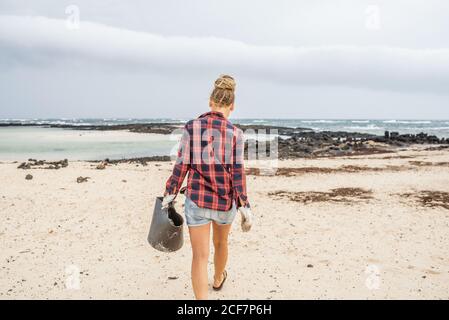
210;74;235;107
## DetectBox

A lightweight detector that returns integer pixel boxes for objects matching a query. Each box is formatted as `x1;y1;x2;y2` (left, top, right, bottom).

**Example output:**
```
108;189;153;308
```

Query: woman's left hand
238;206;253;232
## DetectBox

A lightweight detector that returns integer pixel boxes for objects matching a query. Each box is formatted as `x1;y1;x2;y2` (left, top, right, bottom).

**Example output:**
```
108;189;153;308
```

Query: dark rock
25;174;33;180
76;176;90;183
18;162;31;169
96;161;107;170
17;159;68;170
98;156;171;165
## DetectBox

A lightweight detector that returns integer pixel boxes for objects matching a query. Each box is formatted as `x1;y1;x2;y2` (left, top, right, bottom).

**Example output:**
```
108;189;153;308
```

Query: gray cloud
1;15;449;95
1;1;449;119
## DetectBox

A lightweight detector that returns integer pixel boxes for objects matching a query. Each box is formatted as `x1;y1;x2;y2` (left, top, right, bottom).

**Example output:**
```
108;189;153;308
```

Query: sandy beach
1;145;448;299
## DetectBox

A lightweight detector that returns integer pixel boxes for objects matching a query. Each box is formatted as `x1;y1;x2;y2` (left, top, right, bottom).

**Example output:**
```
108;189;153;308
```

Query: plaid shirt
165;111;249;211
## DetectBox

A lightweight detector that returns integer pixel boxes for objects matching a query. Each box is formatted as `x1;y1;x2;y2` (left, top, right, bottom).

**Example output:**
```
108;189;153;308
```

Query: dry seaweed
247;165;406;176
408;161;449;167
398;191;449;210
269;188;373;204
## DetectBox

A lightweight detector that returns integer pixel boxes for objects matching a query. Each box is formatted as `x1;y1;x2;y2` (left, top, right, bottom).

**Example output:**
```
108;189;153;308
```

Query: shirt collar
198;111;226;119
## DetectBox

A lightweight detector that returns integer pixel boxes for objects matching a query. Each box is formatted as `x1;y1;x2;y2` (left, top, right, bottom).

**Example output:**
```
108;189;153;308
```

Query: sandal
213;270;227;291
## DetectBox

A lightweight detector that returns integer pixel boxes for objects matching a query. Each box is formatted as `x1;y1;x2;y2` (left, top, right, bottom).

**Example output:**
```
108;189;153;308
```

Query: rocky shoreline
274;130;448;158
0;122;183;135
2;121;448;160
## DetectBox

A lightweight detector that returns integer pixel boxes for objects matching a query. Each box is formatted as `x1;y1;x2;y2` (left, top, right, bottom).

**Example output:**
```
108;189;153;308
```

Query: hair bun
214;75;236;91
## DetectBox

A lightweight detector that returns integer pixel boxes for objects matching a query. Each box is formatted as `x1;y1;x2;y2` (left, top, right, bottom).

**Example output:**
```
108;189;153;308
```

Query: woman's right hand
162;194;176;208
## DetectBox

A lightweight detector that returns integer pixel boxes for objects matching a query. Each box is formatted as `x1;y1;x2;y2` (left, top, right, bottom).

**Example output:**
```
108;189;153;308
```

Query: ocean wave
1;118;29;122
383;120;432;124
301;120;341;124
71;123;94;126
343;125;382;130
402;121;431;124
425;127;449;130
351;120;370;123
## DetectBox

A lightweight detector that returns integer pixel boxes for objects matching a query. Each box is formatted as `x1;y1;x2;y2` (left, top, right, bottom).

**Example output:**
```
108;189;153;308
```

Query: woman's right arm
164;125;190;198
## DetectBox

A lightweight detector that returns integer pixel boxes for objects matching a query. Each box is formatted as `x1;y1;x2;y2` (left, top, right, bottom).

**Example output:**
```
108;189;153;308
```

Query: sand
1;146;449;299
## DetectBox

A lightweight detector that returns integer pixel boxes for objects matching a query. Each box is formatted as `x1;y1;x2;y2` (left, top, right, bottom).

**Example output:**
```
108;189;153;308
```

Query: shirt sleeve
231;127;250;208
165;125;190;196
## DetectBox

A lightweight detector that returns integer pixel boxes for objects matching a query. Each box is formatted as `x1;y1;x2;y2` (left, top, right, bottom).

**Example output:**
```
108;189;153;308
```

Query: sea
1;118;448;161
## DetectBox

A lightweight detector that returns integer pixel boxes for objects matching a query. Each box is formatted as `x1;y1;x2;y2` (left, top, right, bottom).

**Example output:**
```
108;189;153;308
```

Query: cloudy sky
1;0;449;119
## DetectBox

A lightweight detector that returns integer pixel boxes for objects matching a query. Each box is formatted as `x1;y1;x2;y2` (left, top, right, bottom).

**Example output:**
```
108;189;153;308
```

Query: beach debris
76;176;90;183
17;159;68;170
96;161;108;170
307;264;314;268
168;276;178;280
122;179;127;183
269;188;373;204
25;174;33;180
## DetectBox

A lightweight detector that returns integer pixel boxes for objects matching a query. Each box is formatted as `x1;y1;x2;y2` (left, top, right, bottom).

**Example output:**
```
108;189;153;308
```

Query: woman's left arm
231;127;250;208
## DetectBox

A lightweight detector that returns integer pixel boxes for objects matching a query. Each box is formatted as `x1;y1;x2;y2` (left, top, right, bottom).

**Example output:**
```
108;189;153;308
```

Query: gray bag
147;197;184;252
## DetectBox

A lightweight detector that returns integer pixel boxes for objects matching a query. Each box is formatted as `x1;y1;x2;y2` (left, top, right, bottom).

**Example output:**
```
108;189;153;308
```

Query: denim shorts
184;196;237;227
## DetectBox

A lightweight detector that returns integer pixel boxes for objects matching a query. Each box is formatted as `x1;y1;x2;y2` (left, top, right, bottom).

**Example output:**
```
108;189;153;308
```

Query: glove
162;194;176;208
238;206;253;232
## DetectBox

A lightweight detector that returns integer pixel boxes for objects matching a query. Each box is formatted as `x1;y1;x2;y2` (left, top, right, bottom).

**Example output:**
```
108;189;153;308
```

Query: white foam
343;125;382;130
301;120;341;124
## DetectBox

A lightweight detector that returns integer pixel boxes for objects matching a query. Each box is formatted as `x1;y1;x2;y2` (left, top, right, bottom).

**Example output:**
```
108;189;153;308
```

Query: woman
162;75;252;300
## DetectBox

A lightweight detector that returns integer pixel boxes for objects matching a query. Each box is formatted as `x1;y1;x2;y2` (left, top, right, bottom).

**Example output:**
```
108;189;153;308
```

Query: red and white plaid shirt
165;111;249;211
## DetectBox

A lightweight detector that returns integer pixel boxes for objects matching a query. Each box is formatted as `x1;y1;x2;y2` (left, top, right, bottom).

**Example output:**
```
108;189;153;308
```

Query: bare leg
212;221;232;287
188;223;211;300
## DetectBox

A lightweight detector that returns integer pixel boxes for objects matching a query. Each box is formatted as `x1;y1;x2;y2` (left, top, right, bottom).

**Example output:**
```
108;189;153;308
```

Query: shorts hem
212;220;234;226
186;220;212;227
